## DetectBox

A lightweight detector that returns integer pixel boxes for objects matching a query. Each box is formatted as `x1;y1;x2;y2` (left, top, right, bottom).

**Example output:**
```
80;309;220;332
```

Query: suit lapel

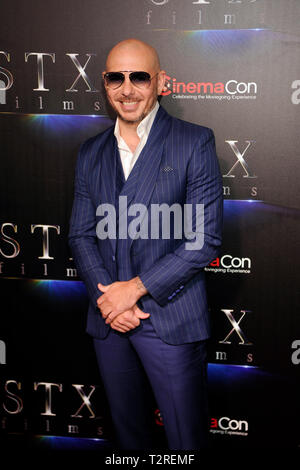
119;106;172;249
132;106;172;210
119;106;172;207
98;129;117;254
99;107;172;253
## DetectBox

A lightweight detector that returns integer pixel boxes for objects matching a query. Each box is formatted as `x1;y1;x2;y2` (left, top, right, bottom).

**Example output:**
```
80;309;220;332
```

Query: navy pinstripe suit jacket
69;106;223;344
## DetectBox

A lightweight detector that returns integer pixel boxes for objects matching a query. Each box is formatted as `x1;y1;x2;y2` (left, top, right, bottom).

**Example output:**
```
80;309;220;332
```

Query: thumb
133;305;150;319
98;282;110;292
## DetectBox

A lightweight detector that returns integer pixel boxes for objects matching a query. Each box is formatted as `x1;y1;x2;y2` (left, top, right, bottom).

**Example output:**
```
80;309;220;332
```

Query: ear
157;70;167;95
102;71;109;91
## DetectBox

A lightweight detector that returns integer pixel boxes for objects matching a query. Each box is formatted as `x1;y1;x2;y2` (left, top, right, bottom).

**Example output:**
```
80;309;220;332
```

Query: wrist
131;276;148;300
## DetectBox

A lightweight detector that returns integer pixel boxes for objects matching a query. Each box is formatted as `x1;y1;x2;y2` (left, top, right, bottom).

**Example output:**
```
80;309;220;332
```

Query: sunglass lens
105;72;124;89
130;72;151;88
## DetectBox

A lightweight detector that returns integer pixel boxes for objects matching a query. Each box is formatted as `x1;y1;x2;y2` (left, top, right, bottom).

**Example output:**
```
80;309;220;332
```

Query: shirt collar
114;101;160;149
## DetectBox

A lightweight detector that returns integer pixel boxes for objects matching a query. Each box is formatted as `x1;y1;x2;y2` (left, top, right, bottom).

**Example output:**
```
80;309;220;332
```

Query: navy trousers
93;318;209;450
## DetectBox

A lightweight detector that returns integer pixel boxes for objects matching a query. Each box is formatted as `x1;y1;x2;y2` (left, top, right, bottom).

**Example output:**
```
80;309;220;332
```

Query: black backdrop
1;0;300;450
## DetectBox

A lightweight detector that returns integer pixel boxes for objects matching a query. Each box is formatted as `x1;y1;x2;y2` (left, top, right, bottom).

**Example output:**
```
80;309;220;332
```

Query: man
69;38;223;450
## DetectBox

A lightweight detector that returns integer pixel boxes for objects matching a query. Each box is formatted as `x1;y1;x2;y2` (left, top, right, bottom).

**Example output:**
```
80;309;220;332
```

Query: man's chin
117;111;146;124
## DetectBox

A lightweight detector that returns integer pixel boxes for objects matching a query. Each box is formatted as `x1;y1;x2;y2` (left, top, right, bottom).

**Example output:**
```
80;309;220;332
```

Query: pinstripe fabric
69;106;223;344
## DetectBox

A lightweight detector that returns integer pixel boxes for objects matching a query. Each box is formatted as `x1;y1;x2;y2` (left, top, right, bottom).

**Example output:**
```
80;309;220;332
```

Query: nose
121;75;135;96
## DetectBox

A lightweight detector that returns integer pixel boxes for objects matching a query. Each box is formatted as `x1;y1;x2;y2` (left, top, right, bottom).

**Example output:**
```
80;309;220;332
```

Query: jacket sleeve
68;142;112;308
139;128;223;306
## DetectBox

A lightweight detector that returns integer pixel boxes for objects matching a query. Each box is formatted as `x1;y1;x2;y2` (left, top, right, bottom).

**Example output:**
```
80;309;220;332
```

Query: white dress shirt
114;101;160;180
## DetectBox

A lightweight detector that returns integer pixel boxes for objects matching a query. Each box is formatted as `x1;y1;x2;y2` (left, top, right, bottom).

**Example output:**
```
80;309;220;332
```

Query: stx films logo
0;51;102;114
220;309;252;346
162;75;258;102
3;381;97;418
213;309;254;365
0;222;77;280
1;380;106;438
145;0;266;32
222;139;258;199
223;140;256;179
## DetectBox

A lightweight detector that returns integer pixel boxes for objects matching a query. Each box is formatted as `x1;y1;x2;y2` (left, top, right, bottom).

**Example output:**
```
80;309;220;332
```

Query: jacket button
112;256;116;262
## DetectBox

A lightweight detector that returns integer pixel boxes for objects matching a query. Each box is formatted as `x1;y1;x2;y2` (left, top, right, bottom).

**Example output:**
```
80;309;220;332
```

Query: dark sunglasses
103;71;158;90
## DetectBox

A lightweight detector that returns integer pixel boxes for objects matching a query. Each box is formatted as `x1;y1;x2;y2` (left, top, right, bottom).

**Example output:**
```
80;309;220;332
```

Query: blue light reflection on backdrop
28;278;87;301
36;435;111;451
24;113;113;135
154;28;270;57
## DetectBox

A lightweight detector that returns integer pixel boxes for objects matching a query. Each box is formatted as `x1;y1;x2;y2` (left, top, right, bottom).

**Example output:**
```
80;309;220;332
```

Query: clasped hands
97;277;149;333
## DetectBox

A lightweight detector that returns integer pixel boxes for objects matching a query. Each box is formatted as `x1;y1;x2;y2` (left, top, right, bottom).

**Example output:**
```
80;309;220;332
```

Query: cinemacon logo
211;255;251;269
205;254;251;274
162;75;257;96
210;417;249;436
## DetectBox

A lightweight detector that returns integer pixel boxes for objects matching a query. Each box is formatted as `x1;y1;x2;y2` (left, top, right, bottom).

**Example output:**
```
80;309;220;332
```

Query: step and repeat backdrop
1;0;300;449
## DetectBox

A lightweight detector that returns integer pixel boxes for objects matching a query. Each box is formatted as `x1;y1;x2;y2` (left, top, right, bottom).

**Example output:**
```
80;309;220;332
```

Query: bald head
103;39;166;127
105;39;161;74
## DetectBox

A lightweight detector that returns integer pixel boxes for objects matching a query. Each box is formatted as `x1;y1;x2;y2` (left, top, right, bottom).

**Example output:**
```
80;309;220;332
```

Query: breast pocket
156;168;178;180
152;170;183;205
